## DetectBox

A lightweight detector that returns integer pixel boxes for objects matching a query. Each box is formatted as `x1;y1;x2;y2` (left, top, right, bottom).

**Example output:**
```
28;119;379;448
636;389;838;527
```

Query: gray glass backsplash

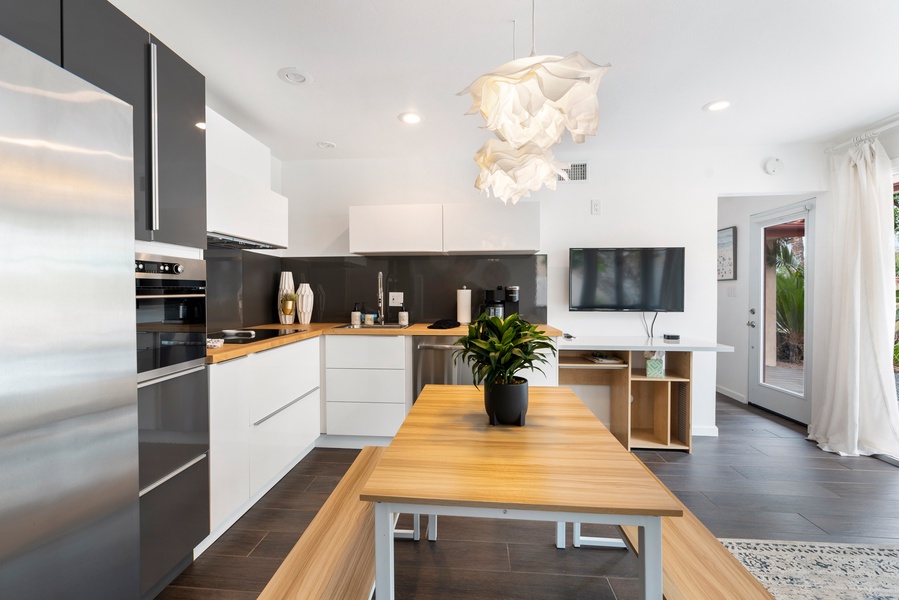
207;252;547;329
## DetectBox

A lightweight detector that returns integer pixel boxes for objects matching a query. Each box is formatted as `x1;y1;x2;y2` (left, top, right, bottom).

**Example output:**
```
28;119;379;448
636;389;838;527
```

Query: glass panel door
748;201;815;424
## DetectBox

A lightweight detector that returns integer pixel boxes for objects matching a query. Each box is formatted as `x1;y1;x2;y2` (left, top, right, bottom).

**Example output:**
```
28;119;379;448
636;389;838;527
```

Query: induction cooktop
210;328;306;344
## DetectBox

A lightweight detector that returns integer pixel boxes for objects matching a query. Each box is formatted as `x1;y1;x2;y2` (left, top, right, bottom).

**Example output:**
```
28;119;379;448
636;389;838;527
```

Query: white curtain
809;138;899;458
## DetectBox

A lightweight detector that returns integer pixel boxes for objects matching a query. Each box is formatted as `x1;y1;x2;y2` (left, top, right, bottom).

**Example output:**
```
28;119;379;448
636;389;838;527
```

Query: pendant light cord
512;20;516;60
530;0;537;57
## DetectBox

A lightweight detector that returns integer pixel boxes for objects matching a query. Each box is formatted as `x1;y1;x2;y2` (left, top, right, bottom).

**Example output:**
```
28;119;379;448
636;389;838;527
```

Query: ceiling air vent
559;162;588;182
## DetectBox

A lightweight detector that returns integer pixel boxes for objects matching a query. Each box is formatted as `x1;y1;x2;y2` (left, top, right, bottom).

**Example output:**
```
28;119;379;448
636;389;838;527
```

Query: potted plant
453;312;556;426
279;292;298;316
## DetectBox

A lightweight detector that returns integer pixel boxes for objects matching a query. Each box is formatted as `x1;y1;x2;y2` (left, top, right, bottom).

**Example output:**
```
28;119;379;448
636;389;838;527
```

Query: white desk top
557;335;733;353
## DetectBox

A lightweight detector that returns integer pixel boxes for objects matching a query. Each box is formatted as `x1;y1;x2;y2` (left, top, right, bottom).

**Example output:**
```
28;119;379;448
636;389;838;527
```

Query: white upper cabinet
206;107;288;248
443;202;540;254
349;204;443;254
349;202;540;255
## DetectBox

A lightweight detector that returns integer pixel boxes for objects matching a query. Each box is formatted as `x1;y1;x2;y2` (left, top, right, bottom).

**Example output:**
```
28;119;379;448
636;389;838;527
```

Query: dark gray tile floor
157;395;899;599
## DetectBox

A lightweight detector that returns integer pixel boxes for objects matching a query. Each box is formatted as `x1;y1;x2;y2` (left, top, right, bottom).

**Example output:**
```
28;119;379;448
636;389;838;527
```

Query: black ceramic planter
484;378;528;426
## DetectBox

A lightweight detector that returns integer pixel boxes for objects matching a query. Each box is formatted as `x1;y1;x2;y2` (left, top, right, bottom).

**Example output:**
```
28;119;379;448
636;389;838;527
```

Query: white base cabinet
324;335;412;436
208;338;321;531
250;389;320;492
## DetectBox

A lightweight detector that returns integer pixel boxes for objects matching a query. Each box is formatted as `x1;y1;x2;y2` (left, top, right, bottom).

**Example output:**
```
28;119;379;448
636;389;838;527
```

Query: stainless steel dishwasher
413;336;474;401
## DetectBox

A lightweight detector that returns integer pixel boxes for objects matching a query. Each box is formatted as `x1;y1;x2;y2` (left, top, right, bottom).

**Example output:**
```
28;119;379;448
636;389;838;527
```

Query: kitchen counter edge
206;322;563;364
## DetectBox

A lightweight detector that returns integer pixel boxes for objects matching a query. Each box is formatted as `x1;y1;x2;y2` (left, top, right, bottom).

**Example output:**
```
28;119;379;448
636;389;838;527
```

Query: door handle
747;321;756;328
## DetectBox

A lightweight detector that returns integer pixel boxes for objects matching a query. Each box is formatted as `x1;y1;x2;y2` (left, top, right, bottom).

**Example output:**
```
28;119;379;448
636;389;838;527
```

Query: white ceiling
108;0;899;162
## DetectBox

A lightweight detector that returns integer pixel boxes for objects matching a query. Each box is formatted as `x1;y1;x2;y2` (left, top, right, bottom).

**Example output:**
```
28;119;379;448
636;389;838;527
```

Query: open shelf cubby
558;348;693;452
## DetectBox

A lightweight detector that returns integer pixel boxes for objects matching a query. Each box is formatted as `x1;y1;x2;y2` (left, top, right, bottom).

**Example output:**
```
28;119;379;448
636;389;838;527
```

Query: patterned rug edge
719;538;899;600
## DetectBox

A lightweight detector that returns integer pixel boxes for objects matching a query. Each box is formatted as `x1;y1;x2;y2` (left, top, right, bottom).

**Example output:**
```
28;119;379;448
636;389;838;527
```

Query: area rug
720;539;899;600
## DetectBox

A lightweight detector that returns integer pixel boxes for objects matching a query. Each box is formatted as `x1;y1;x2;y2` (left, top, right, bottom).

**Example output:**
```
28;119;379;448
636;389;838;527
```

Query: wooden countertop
206;322;562;364
361;384;683;517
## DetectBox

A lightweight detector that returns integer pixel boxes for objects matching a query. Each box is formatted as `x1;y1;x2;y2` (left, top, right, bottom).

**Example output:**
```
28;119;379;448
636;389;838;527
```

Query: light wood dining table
359;384;683;599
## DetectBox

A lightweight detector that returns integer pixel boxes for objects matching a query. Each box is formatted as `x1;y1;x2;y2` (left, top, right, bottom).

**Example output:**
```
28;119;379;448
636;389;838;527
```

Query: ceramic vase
484;378;528;426
278;271;296;325
296;283;314;325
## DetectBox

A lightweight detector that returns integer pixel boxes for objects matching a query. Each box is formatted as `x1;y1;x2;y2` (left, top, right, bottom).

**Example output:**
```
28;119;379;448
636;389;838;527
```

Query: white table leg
427;514;438;541
374;503;395;600
572;522;627;549
555;522;566;548
638;517;663;600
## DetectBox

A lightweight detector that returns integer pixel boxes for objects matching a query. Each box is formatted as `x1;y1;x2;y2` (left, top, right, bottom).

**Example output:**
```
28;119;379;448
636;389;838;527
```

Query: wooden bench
615;462;775;600
257;446;384;600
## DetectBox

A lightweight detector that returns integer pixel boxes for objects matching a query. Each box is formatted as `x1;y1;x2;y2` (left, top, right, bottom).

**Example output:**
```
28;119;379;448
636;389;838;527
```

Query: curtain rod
826;114;899;153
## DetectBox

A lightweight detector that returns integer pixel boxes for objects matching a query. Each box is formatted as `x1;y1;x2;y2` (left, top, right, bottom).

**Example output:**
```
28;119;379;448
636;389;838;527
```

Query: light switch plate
590;199;601;215
389;292;404;307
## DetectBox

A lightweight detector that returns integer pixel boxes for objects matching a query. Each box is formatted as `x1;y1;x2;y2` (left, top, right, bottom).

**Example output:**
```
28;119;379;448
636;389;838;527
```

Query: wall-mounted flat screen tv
569;247;685;312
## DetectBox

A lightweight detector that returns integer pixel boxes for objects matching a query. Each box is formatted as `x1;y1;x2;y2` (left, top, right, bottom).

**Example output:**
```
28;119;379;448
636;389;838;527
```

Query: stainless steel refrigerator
0;34;139;599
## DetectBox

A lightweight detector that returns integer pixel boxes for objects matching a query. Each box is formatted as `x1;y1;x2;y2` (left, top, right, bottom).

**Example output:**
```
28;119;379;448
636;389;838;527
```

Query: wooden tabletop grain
360;385;684;518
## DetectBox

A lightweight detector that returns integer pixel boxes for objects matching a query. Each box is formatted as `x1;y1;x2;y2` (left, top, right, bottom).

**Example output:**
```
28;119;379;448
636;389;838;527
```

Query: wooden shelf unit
559;349;693;452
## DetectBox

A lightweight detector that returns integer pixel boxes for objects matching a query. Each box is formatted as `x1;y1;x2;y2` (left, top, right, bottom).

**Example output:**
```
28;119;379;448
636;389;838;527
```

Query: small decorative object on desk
296;282;314;325
206;338;224;349
587;351;623;364
453;312;556;426
278;271;296;324
645;350;665;378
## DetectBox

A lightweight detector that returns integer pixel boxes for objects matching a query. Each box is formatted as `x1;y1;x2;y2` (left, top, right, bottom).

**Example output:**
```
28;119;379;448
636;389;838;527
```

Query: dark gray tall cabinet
0;0;61;65
149;35;207;249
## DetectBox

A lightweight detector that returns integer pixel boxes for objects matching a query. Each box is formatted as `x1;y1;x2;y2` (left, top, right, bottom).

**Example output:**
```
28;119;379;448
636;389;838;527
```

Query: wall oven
135;253;209;598
136;252;207;381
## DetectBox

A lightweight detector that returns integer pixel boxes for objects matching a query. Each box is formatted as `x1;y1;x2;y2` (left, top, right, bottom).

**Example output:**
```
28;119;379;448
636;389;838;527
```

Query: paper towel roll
457;287;472;324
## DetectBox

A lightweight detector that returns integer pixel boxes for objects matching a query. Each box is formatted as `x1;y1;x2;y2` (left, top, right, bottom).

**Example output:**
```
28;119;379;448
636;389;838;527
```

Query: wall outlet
590;199;601;215
388;292;404;307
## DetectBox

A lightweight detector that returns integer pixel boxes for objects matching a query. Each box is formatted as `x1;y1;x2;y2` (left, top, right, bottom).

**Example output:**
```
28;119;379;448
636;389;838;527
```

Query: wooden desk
359;385;683;599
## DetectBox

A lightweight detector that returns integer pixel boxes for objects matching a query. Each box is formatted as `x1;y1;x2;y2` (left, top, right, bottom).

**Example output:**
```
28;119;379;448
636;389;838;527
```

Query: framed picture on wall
717;226;736;280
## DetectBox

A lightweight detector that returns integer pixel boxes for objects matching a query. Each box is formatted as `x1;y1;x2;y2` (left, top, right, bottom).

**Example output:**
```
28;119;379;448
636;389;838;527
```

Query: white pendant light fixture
459;0;609;201
461;51;609;150
474;138;569;205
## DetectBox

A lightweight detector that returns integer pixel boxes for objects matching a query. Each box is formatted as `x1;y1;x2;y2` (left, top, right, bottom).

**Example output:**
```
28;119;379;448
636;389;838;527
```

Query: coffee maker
482;285;520;319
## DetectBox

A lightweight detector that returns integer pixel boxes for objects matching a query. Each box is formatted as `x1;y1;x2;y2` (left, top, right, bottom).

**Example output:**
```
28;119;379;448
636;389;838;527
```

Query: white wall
280;142;828;436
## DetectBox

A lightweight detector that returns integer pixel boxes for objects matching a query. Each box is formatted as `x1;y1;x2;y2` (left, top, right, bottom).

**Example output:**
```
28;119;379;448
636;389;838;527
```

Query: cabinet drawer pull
253;386;320;427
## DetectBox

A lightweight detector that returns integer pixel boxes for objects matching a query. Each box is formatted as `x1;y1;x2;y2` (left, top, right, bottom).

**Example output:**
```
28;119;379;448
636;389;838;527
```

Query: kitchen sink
336;323;411;329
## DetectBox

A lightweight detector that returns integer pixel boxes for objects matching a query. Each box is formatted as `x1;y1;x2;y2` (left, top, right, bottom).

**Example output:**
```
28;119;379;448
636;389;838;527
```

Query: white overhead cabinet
349;202;540;255
349;204;443;254
206;107;288;248
442;202;540;254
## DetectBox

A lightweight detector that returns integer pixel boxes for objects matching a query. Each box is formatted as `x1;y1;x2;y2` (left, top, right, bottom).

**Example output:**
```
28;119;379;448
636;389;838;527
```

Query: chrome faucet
377;271;384;325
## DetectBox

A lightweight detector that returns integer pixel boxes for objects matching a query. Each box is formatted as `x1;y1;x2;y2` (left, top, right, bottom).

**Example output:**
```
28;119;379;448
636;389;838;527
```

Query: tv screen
569;247;685;312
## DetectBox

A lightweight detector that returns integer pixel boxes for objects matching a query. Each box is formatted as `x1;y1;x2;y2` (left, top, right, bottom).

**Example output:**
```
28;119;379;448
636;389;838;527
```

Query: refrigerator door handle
149;41;160;231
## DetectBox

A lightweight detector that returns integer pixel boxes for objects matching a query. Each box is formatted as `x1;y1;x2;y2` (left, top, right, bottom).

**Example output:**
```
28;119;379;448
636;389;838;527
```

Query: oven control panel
136;260;184;274
135;253;205;281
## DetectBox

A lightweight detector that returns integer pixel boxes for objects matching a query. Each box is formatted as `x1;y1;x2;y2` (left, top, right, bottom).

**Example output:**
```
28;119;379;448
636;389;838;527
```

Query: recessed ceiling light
702;99;731;112
278;67;313;85
398;112;422;124
317;141;336;149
